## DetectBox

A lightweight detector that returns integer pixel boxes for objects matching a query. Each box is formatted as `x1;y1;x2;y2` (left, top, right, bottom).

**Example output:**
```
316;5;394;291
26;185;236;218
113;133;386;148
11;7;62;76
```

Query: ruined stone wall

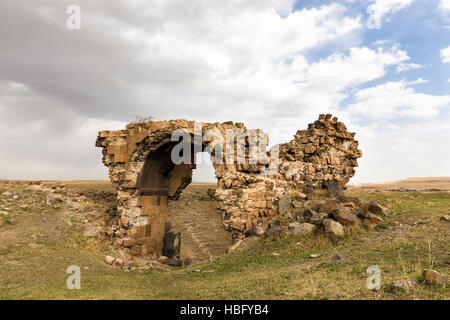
95;114;362;258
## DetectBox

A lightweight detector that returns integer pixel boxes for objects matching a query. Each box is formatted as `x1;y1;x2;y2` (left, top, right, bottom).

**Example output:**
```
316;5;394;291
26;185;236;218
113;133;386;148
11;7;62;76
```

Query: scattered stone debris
158;256;169;264
104;255;116;265
309;253;321;258
289;222;316;237
330;254;348;263
393;278;417;293
422;269;449;285
323;219;345;239
113;258;124;268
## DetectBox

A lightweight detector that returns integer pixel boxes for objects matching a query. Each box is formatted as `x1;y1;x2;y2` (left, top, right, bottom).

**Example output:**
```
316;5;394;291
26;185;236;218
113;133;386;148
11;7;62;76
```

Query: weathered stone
337;195;362;207
278;196;292;217
123;238;137;247
113;258;124;268
320;200;338;213
393;278;417;293
309;212;328;225
104;255;116;265
224;179;232;189
325;182;343;197
323;219;345;239
363;213;384;227
130;245;142;256
254;222;269;236
362;200;385;216
332;207;359;226
158;255;169;264
289;222;315;237
422;269;449;285
264;225;284;238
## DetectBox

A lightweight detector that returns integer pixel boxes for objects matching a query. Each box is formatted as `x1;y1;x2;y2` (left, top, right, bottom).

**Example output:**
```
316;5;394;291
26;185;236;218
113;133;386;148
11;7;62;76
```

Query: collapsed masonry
96;114;364;259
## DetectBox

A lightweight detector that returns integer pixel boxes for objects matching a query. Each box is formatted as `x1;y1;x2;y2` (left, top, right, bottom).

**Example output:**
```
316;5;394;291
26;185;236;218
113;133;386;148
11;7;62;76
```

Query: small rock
291;200;303;209
166;258;182;267
254;222;269;236
320;200;338;213
393;278;417;293
264;226;284;238
332;207;358;226
278;196;292;218
309;212;328;225
422;269;449;285
309;253;321;258
363;213;384;227
288;222;316;237
46;194;59;205
224;179;232;189
104;255;116;265
158;256;169;264
323;219;345;239
363;200;385;215
113;258;124;268
440;215;450;222
330;254;348;263
337;195;362;207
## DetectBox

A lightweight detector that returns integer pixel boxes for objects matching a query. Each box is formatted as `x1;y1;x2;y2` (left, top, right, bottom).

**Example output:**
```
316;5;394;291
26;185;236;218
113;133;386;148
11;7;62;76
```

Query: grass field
0;180;448;299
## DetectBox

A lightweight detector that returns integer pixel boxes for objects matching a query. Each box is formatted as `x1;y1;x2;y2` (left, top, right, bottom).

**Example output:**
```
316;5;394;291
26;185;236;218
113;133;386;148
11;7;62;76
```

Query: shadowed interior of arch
134;141;230;262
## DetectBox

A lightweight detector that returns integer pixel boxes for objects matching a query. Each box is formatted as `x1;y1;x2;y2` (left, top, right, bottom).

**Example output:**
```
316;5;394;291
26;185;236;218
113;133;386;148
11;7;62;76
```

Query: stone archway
95;114;362;258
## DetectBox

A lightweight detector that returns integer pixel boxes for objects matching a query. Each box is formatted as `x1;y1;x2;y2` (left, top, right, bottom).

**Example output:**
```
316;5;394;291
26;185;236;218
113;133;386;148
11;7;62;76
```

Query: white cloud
441;46;450;62
366;0;413;29
407;77;429;85
395;62;425;73
440;0;450;10
346;80;450;119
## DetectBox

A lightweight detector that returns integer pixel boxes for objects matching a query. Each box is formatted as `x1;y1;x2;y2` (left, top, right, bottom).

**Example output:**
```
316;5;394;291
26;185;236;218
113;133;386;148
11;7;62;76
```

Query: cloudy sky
0;0;449;183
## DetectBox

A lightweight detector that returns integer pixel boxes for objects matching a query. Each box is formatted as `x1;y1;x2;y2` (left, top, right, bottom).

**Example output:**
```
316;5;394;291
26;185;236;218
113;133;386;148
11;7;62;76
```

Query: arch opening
135;142;230;263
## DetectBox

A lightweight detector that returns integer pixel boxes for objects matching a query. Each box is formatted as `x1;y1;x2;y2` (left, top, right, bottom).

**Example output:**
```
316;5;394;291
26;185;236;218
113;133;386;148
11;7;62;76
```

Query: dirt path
167;183;231;264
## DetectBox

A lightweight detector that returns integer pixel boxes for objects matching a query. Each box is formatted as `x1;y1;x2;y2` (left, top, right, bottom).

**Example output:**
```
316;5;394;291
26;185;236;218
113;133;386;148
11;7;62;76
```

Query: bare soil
167;183;231;264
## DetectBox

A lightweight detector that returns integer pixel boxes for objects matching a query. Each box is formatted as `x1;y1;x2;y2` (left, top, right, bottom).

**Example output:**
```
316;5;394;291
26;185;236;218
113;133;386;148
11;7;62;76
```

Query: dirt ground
167;183;231;264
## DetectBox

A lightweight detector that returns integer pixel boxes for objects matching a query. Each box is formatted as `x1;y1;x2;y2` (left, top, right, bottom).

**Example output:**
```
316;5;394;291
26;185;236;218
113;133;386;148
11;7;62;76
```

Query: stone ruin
96;114;383;260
